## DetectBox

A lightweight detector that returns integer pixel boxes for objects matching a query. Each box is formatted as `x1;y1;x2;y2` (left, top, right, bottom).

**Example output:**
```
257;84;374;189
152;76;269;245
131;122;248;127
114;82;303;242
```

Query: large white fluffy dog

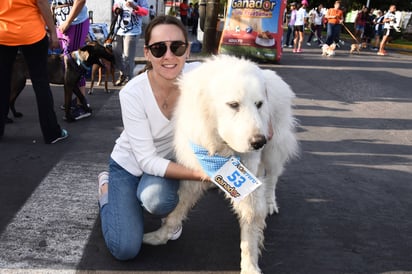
143;55;298;274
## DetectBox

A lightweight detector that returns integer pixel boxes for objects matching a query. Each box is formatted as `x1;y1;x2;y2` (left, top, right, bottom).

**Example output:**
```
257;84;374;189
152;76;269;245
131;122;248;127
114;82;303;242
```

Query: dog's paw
143;230;169;245
267;201;279;215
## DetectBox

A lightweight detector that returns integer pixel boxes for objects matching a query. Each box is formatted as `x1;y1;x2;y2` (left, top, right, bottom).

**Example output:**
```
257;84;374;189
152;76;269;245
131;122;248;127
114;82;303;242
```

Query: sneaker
169;225;182;240
115;75;127;86
283;44;288;48
377;51;387;56
161;218;183;241
297;49;303;53
72;106;92;120
98;171;109;198
292;49;297;53
51;129;68;144
288;45;293;48
306;42;311;46
60;98;77;111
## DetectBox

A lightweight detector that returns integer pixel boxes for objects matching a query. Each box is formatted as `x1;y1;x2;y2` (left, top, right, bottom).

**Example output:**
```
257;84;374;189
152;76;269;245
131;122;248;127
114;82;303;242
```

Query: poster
218;0;287;62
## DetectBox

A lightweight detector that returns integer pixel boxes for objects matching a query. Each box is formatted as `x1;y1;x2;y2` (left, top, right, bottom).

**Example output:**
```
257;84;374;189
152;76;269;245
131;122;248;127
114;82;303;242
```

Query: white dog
322;43;336;56
143;55;298;274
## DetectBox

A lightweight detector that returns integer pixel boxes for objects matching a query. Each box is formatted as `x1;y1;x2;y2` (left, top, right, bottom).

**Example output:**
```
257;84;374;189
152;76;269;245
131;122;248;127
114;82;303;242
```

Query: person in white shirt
293;0;308;53
306;4;324;46
378;5;397;56
98;15;208;261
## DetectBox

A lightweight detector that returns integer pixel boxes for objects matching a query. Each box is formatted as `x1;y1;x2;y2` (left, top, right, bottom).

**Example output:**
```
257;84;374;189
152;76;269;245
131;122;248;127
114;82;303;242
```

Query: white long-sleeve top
111;62;200;177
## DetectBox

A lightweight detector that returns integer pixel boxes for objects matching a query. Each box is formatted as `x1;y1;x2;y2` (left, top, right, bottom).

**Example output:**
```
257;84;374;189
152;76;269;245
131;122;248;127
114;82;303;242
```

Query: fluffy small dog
322;43;336;56
143;55;298;274
350;43;361;54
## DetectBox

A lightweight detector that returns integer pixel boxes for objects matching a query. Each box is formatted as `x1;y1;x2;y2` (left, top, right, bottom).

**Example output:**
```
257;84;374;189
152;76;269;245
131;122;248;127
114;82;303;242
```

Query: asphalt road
0;42;411;274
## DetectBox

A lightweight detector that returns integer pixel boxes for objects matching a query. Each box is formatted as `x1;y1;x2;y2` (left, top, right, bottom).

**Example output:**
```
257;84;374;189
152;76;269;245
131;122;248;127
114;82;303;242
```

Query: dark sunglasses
146;41;188;58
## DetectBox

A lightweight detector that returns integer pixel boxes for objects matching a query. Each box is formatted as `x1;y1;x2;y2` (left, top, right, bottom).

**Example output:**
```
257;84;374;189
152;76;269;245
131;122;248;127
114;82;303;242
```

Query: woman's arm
57;0;86;33
164;161;209;182
37;0;59;49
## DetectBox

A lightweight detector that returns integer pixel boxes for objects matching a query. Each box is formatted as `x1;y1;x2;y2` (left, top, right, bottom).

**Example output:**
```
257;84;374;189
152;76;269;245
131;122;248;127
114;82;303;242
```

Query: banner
218;0;287;62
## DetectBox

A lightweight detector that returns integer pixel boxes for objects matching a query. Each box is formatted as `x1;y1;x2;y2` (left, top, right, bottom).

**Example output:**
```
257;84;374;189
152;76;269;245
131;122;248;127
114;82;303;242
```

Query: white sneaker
98;171;109;198
169;225;182;240
161;218;183;240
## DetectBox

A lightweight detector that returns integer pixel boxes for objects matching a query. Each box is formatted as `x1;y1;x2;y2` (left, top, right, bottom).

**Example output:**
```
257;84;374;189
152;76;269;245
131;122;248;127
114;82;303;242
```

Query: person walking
51;0;92;120
112;0;149;86
0;0;68;143
306;4;324;46
97;15;208;261
292;1;308;53
378;5;397;56
284;2;297;48
325;0;343;46
191;3;200;36
179;0;189;26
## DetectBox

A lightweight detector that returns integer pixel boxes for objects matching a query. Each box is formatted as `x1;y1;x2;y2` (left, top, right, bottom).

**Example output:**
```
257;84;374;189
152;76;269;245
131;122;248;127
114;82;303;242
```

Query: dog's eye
255;101;263;109
227;102;240;110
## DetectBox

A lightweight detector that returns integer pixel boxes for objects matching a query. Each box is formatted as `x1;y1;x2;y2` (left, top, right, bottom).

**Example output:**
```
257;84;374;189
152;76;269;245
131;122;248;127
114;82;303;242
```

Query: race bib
212;156;262;201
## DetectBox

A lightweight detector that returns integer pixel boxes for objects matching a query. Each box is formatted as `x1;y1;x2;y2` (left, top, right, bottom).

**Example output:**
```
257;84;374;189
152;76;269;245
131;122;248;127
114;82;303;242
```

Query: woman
325;1;343;46
306;4;324;46
51;0;91;120
293;1;308;53
112;0;148;86
98;15;208;261
0;0;68;143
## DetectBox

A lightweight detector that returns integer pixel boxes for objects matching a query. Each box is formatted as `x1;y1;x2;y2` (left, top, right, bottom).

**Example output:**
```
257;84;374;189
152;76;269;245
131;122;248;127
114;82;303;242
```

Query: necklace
148;71;177;110
162;91;173;109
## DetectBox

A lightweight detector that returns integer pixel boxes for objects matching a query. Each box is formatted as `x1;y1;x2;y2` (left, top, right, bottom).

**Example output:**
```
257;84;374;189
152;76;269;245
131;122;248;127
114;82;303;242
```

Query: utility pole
199;0;220;54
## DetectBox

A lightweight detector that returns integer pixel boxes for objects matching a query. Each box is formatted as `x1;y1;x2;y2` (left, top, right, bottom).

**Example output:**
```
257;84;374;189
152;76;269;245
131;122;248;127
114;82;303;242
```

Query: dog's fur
143;55;298;274
322;43;336;56
88;58;115;94
9;42;114;122
350;43;361;54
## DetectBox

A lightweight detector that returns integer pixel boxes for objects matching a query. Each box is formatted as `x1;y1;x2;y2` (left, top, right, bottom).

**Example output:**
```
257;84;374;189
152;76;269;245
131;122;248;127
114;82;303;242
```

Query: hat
301;0;308;6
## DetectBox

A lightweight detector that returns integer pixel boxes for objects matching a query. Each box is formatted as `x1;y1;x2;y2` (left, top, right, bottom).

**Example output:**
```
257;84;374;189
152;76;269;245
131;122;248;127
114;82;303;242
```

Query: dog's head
176;55;293;154
79;41;115;67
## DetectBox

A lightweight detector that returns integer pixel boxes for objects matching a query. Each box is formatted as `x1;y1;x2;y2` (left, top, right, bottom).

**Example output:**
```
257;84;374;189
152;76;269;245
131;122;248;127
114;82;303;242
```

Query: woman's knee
109;240;141;261
138;176;179;216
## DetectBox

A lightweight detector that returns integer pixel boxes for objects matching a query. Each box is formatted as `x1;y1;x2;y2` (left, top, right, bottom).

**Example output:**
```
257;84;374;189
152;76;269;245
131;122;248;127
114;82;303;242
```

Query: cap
301;0;308;6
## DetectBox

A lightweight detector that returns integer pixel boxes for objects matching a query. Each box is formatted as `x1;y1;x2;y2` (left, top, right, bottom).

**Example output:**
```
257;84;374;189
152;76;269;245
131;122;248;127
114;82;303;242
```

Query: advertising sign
218;0;287;62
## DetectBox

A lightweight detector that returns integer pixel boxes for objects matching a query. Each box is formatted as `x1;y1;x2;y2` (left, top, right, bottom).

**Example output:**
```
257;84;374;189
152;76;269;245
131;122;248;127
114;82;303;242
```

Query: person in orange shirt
0;0;68;143
325;0;344;45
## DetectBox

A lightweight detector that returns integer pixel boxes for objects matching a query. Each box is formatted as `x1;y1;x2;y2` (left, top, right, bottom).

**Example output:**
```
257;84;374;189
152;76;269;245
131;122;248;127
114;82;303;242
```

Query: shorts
383;28;395;37
294;25;304;32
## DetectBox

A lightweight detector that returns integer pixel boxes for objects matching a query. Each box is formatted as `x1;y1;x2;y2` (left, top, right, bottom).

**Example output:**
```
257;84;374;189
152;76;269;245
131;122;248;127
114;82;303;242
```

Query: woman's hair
138;15;189;74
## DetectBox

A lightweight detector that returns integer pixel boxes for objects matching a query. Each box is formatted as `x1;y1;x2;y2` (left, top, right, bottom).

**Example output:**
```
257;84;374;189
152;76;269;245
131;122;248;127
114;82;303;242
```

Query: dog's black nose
250;134;267;150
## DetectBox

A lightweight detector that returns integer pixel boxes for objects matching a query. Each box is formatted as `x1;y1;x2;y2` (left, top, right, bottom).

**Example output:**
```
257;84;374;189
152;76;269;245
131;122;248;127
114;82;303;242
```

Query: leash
342;23;360;44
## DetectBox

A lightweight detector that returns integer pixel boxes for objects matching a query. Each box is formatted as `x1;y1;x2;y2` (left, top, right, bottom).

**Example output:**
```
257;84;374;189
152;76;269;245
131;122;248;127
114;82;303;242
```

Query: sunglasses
146;41;188;58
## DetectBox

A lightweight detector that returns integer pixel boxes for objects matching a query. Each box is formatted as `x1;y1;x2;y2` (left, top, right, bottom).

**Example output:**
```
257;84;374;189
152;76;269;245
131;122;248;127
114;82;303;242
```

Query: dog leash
342;23;360;44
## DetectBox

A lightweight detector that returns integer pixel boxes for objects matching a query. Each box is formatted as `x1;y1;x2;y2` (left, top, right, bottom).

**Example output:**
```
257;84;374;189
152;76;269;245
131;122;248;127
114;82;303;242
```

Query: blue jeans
99;158;180;261
326;23;341;45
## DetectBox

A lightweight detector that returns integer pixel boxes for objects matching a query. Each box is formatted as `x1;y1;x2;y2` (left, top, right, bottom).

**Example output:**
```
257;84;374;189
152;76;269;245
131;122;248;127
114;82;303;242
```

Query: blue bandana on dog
190;142;240;177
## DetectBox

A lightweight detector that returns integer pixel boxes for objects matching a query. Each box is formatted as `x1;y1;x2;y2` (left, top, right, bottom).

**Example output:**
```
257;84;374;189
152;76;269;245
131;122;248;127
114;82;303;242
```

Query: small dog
322;43;336;56
350;43;361;54
88;58;115;94
143;55;298;274
9;42;114;122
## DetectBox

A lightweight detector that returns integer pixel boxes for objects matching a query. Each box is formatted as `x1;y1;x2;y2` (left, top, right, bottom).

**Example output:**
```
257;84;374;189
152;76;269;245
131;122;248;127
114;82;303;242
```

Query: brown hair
138;15;189;74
